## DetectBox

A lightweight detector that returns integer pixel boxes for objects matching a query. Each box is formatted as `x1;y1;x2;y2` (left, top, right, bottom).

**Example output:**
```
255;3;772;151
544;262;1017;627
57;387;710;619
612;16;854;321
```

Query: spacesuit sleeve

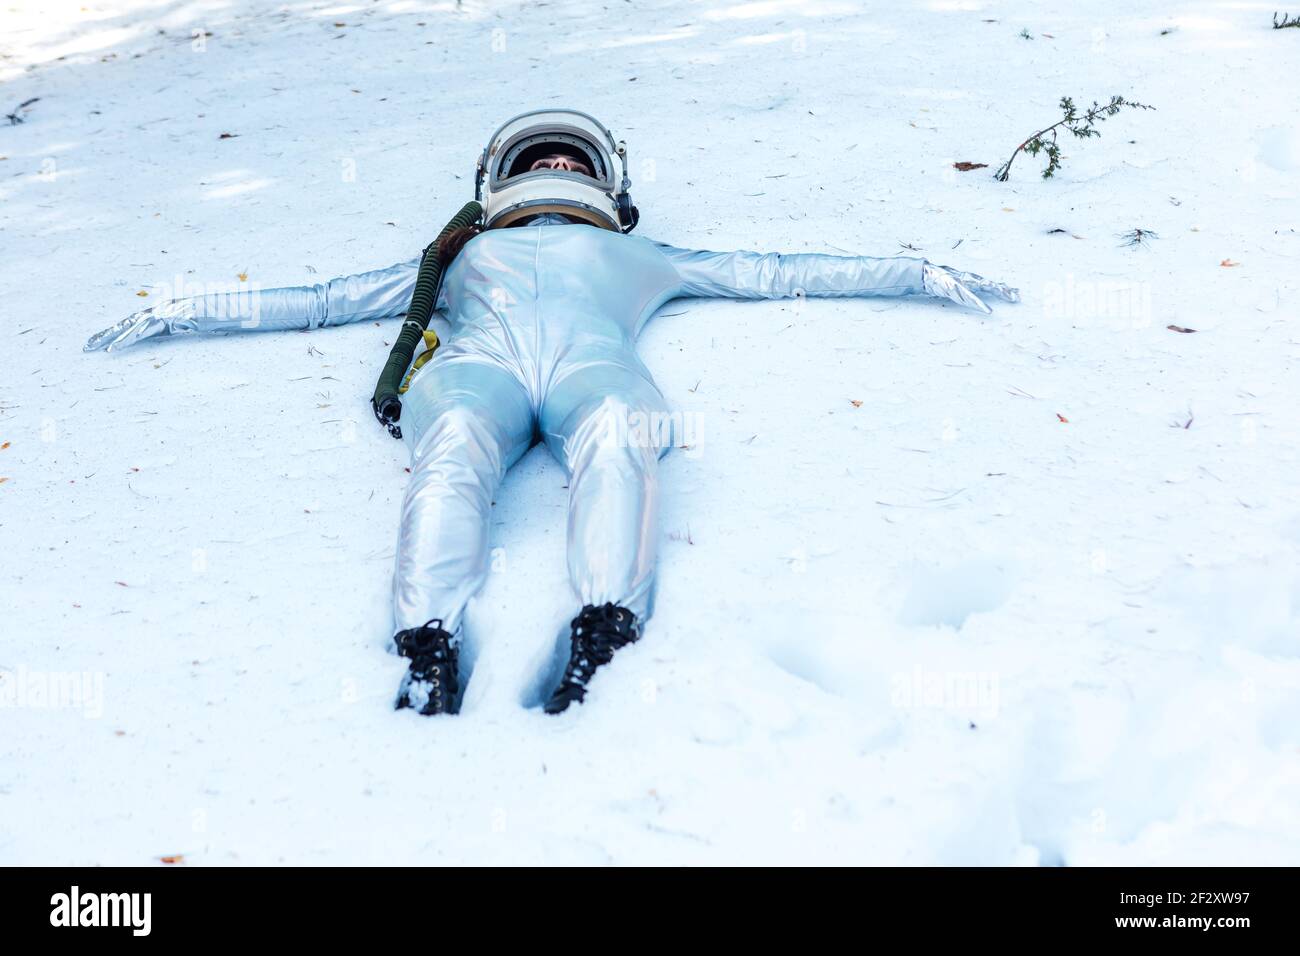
654;243;926;300
215;257;421;331
84;257;421;352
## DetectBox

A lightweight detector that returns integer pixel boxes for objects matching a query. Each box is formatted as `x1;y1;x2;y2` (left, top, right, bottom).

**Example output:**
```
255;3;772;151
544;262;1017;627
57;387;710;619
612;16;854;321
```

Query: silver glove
921;262;1020;314
83;299;198;352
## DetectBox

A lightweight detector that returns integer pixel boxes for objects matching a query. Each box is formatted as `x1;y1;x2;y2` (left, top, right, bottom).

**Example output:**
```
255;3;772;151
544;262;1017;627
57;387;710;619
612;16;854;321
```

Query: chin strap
614;139;638;233
618;198;640;233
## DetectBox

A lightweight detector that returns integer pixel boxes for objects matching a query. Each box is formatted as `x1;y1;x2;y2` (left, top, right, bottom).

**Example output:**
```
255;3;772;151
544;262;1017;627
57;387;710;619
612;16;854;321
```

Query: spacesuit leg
392;359;535;634
539;361;673;624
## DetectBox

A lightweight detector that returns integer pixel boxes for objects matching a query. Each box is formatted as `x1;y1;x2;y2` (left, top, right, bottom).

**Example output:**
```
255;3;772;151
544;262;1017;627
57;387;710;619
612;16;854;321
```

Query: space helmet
475;108;638;232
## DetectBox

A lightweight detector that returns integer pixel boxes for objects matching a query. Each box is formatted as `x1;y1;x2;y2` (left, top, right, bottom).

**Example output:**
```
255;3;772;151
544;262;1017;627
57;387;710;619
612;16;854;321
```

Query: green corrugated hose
371;200;483;439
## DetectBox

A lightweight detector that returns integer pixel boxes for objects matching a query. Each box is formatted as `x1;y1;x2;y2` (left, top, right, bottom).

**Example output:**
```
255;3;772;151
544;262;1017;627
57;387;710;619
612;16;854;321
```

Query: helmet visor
489;124;615;191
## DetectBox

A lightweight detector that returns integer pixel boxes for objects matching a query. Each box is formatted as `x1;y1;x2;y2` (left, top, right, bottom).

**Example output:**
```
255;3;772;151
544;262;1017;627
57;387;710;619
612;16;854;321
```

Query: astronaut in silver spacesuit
85;109;1018;716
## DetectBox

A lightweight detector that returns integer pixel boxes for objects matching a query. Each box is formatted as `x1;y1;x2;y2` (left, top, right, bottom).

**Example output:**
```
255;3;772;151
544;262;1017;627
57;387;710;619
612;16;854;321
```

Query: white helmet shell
476;109;637;232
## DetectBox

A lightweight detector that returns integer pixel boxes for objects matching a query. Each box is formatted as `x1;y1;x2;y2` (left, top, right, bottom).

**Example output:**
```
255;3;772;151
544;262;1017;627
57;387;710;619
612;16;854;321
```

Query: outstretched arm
84;257;421;352
654;243;1018;313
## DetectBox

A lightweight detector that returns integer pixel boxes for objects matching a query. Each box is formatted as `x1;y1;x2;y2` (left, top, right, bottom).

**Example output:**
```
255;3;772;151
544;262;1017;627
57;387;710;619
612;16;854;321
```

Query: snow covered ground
2;0;1298;865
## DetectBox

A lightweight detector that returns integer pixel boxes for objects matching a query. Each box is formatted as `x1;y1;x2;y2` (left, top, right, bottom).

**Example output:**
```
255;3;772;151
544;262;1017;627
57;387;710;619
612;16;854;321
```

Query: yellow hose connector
397;330;441;394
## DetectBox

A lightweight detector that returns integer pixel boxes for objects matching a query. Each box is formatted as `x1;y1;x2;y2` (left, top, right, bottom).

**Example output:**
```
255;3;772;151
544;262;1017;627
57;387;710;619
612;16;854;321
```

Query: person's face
529;153;593;177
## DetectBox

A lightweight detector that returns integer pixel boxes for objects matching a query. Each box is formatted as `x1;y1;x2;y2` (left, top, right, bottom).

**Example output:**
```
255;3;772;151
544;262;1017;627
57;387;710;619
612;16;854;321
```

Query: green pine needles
994;95;1155;182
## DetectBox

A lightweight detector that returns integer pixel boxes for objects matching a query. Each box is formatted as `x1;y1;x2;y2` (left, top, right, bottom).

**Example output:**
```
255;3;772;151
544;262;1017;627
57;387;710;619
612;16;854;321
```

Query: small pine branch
1119;228;1159;248
994;95;1155;181
4;97;40;126
1274;11;1300;28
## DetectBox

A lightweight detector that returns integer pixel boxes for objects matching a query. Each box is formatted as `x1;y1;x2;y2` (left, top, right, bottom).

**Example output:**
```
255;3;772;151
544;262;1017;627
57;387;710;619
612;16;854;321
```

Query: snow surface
1;0;1298;866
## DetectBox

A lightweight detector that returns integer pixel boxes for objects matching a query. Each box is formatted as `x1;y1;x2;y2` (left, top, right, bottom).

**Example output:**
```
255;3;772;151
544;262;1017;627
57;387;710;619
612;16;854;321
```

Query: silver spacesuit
85;109;1017;714
84;220;1018;635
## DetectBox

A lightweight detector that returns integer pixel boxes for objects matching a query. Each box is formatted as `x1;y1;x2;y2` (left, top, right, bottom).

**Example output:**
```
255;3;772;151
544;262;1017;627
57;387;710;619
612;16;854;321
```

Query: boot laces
397;619;457;701
562;604;635;687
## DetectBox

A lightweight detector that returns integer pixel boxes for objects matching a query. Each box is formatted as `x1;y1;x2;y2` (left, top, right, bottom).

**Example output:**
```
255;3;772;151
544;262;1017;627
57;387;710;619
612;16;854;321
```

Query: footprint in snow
898;557;1016;630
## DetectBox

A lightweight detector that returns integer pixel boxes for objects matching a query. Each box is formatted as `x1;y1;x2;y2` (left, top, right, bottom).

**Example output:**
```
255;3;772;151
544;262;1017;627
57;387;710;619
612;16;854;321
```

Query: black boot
544;603;639;715
394;619;460;716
